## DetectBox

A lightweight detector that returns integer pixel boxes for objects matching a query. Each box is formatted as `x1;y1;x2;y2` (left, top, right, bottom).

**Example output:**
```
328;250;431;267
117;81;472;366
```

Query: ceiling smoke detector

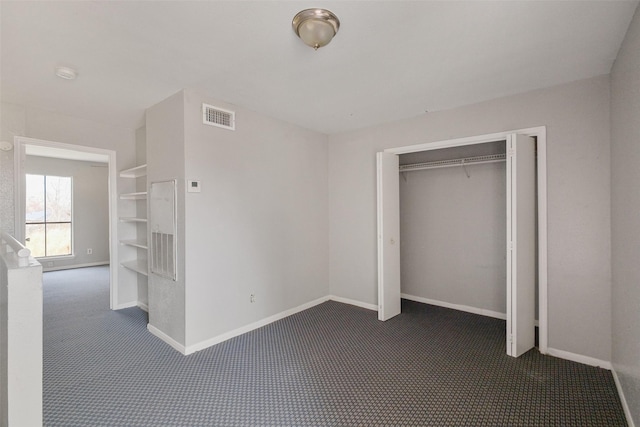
55;66;78;80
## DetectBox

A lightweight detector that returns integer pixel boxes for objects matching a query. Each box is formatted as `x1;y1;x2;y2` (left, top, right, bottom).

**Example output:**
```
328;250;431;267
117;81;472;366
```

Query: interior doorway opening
377;127;547;357
13;136;119;309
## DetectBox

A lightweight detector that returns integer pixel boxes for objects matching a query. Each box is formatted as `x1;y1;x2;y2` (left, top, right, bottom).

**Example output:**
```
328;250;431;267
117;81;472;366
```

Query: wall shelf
121;259;148;276
119;164;147;178
119;217;147;223
120;239;148;250
120;191;147;200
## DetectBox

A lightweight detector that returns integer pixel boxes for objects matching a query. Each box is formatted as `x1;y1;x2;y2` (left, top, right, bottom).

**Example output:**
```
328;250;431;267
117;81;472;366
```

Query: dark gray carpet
43;266;627;426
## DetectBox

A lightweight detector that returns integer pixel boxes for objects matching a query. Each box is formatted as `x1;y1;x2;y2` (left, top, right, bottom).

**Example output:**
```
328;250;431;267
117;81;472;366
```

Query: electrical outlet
87;248;92;255
250;294;256;303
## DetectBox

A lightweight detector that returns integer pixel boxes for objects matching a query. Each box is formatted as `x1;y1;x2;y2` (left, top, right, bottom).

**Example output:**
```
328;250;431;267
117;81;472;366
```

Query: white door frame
13;136;119;310
381;126;548;355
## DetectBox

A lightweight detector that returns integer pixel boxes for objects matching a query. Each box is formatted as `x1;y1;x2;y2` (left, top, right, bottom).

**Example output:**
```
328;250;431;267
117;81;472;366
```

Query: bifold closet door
376;152;401;321
506;134;536;357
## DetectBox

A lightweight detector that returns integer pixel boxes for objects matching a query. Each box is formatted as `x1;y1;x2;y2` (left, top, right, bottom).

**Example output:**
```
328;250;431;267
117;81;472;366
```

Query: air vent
151;231;176;280
203;103;235;130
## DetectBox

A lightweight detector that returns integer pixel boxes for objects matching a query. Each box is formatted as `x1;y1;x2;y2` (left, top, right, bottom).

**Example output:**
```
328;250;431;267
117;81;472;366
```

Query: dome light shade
292;9;340;50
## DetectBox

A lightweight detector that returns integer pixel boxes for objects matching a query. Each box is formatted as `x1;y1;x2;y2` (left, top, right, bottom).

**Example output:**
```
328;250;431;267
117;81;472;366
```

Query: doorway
13;136;119;309
377;127;548;357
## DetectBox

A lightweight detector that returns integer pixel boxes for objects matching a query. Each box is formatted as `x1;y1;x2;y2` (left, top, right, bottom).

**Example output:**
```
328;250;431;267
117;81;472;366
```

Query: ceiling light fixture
292;8;340;50
55;66;78;80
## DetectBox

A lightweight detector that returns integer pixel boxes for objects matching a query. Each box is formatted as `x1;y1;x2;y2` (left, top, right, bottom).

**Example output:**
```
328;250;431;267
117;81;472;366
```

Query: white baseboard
147;323;187;354
113;300;138;310
184;295;376;354
184;295;331;355
113;300;149;312
329;295;377;311
546;347;612;370
43;261;109;272
611;366;636;427
402;293;507;320
178;294;511;355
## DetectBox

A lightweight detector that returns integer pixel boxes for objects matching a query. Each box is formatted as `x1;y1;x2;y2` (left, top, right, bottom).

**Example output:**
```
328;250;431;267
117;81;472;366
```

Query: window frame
25;174;74;258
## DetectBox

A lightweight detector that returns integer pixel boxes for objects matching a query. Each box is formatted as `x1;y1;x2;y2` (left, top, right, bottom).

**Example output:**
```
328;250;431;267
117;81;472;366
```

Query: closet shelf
120;239;148;250
400;153;506;173
120;164;147;178
121;259;148;276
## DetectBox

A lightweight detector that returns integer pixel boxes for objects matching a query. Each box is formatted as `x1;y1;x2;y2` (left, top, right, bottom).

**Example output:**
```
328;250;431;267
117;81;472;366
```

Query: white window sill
35;254;76;261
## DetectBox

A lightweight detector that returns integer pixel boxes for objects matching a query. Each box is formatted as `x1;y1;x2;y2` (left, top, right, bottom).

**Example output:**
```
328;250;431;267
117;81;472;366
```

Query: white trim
137;302;149;312
402;294;543;326
612;367;636;427
42;261;109;272
184;296;331;355
113;300;138;310
147;324;187;354
330;295;377;311
13;139;25;243
13;136;119;311
36;254;76;261
381;126;548;355
506;134;515;355
536;128;548;354
402;293;507;320
546;347;612;370
385;126;545;155
376;152;384;319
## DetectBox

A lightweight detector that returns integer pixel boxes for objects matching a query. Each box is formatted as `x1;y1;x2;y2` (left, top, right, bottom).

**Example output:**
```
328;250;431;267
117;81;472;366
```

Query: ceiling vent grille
202;103;235;130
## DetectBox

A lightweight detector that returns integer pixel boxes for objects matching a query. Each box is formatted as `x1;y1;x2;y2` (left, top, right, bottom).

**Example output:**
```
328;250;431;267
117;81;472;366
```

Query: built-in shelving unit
119;164;148;277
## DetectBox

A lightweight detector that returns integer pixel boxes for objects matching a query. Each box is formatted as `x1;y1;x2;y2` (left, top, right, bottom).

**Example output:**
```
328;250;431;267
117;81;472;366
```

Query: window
25;174;73;257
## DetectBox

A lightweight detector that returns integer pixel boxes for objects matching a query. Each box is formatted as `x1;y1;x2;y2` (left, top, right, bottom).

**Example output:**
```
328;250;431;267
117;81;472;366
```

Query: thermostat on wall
187;180;201;193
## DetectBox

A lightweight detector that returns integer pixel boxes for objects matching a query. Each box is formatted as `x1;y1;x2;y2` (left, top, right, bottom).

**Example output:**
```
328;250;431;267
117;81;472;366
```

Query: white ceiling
1;1;637;135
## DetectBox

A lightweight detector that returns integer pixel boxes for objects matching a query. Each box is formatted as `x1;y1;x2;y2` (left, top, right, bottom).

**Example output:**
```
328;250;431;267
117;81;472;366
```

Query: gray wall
24;156;109;270
145;89;329;349
145;91;186;346
329;75;611;361
182;89;329;348
399;160;507;315
610;4;640;425
0;104;26;235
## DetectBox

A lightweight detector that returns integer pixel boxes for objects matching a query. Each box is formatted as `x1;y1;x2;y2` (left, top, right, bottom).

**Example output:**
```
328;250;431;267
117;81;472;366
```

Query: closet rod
399;153;506;173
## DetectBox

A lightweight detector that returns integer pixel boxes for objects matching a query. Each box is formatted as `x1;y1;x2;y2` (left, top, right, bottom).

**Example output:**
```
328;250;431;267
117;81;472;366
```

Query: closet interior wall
399;141;512;318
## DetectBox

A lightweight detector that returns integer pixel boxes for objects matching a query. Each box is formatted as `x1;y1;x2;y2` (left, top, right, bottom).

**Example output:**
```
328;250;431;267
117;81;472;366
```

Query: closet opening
377;128;547;357
398;140;510;320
